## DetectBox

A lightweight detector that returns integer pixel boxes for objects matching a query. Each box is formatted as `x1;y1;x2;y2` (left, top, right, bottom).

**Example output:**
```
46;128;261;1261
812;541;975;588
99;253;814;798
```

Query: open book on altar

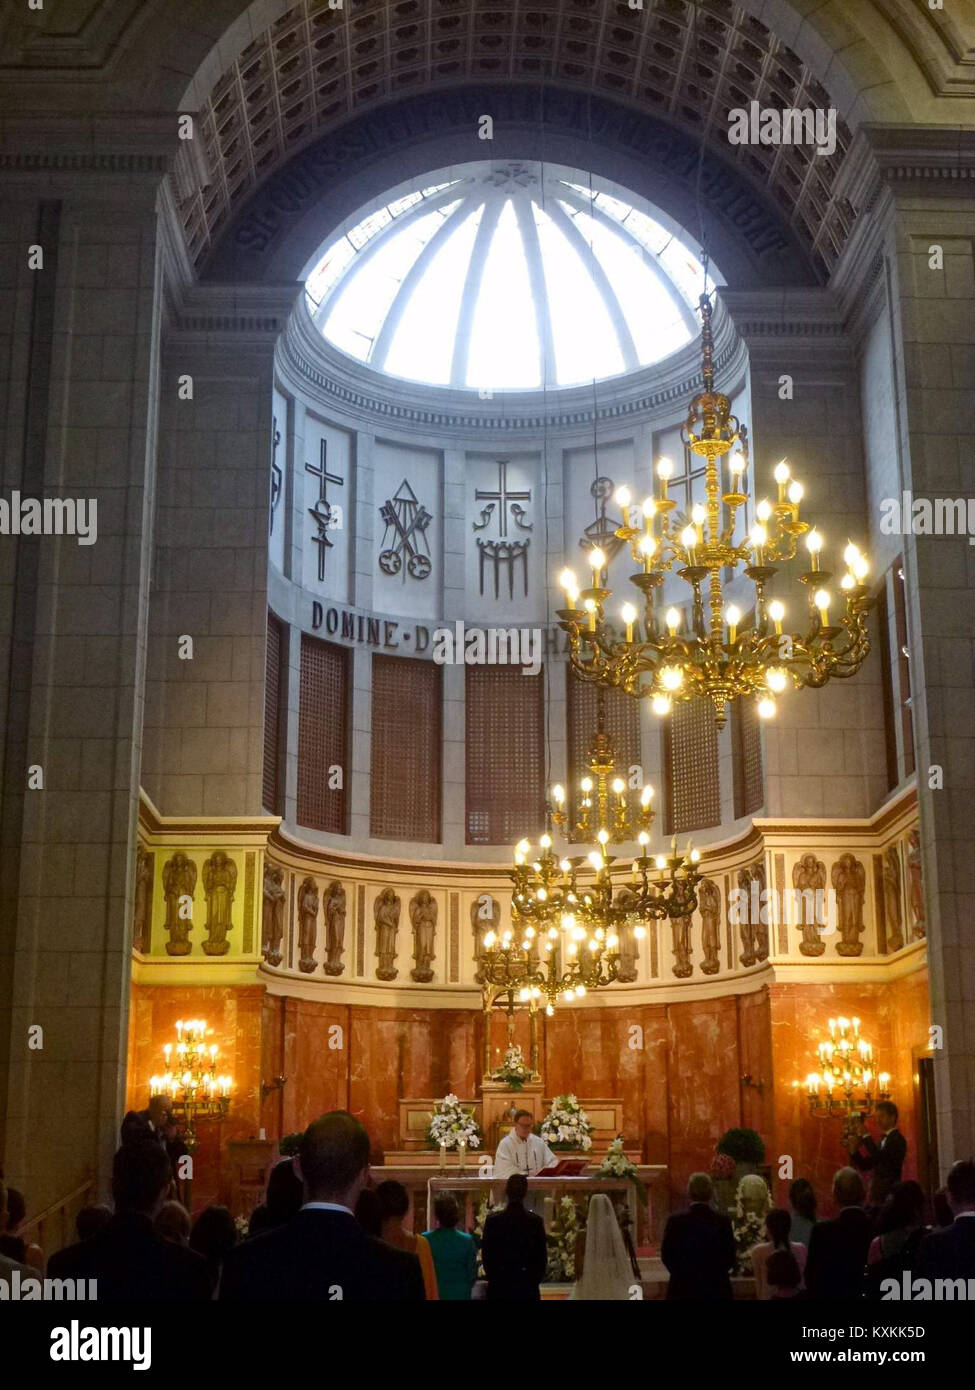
545;1159;588;1176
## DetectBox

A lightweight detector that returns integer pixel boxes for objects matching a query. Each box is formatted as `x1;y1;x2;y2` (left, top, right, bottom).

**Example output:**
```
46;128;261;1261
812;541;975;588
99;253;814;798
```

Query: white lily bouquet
546;1194;583;1282
596;1135;648;1202
429;1093;481;1151
491;1044;533;1089
540;1093;593;1151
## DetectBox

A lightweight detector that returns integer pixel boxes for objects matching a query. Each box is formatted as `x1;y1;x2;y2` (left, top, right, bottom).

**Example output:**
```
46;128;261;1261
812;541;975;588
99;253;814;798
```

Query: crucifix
474;459;532;538
305;438;344;584
269;416;283;539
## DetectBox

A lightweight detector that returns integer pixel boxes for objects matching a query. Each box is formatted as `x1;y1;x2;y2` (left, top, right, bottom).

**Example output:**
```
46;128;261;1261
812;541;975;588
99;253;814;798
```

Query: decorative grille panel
297;634;349;834
732;696;764;819
466;665;544;846
663;697;720;835
262;613;285;813
370;654;442;843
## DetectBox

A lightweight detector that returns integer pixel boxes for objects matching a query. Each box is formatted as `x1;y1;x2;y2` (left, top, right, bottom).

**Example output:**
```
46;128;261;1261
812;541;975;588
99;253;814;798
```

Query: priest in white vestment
494;1109;556;1181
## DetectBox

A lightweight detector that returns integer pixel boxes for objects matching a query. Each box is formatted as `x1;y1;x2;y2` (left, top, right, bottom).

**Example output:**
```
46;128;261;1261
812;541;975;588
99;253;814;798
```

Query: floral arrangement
491;1045;533;1090
731;1173;772;1275
234;1214;249;1240
716;1127;766;1165
541;1094;593;1151
429;1094;481;1151
546;1195;583;1282
710;1151;737;1180
596;1135;647;1202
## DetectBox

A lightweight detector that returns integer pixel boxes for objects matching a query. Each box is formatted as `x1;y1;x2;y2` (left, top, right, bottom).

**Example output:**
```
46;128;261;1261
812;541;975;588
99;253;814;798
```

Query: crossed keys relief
472;458;533;598
378;479;432;582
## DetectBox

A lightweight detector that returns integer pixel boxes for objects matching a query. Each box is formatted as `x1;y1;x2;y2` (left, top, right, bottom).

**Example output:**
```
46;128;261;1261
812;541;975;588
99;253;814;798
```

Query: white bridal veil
569;1193;636;1301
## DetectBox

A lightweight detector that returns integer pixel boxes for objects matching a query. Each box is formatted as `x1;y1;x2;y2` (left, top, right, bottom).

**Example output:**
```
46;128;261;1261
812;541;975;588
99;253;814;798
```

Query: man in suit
47;1140;211;1300
220;1110;424;1300
481;1174;548;1300
804;1167;872;1299
850;1101;907;1208
661;1172;736;1300
916;1158;975;1282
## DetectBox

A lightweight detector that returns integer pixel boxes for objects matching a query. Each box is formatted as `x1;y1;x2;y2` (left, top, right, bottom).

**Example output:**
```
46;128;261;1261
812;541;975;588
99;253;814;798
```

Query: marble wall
127;968;928;1214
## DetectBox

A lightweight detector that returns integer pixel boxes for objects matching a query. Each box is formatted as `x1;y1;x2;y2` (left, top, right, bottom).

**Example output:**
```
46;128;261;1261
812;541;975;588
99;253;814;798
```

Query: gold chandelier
149;1018;233;1151
484;721;701;1011
802;1016;891;1150
557;290;872;729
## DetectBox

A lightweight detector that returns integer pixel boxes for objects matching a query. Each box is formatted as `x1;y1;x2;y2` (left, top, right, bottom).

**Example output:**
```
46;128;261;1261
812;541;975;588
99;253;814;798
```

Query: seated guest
0;1188;44;1270
423;1195;477;1301
0;1182;33;1289
354;1186;383;1238
190;1205;238;1294
751;1208;808;1299
932;1189;954;1230
376;1180;438;1299
804;1167;872;1300
765;1248;805;1300
46;1140;210;1300
154;1199;191;1246
219;1112;424;1300
75;1204;112;1243
864;1180;925;1298
481;1174;548;1301
788;1178;818;1247
661;1173;736;1301
246;1156;303;1238
916;1158;975;1282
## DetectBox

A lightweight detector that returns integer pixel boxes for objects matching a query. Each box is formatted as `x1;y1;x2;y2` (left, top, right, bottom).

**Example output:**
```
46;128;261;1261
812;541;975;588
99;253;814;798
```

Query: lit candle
725;604;741;644
551;784;565;807
616;484;631;525
621;601;637;643
642;496;656;533
588;547;606;584
583;597;597;632
749;523;767;565
768;599;785;635
680;524;697;565
691;503;706;545
638;533;656;573
806;530;823;572
656;456;672;499
773;459;790;503
788;480;803;508
814;588;830;626
729;450;746;489
665;607;680;636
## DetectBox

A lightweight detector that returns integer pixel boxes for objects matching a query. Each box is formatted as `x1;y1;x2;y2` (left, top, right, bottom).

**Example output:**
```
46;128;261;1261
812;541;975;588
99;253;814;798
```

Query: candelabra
557;288;872;729
803;1016;891;1151
149;1018;233;1152
494;722;702;1010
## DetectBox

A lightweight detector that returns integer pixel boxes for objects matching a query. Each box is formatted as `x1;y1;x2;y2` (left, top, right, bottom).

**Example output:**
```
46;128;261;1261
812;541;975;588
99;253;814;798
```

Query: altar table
426;1175;651;1244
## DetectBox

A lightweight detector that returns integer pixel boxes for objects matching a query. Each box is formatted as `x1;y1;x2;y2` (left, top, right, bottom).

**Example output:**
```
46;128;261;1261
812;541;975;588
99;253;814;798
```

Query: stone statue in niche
883;846;905;953
133;842;153;954
670;913;693;979
906;828;925;938
471;894;500;984
324;881;347;976
792;853;827;957
162;852;197;957
613;886;639;982
736;862;769;967
410;889;438;983
202;851;237;956
831;854;866;956
297;877;319;973
375;887;401;981
262;862;286;967
698;878;721;975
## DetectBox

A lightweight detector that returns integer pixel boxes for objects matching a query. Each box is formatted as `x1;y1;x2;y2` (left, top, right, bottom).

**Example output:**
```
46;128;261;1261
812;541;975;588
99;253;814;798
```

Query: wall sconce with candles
149;1019;233;1152
800;1016;891;1151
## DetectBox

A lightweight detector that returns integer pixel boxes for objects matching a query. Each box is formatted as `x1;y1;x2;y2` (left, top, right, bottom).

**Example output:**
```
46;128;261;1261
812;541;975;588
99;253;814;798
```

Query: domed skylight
303;161;721;392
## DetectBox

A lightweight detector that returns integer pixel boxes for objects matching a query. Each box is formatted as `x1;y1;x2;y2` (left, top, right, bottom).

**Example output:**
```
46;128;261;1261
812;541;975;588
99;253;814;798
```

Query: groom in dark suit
850;1101;907;1209
220;1111;424;1300
481;1174;548;1300
661;1172;736;1300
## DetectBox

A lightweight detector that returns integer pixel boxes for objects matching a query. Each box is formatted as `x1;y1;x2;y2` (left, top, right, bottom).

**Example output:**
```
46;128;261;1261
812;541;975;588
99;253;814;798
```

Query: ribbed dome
303;161;720;392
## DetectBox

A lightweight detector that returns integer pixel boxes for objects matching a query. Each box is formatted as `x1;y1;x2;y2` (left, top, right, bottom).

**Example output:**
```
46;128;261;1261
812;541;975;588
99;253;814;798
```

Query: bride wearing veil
570;1193;638;1300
